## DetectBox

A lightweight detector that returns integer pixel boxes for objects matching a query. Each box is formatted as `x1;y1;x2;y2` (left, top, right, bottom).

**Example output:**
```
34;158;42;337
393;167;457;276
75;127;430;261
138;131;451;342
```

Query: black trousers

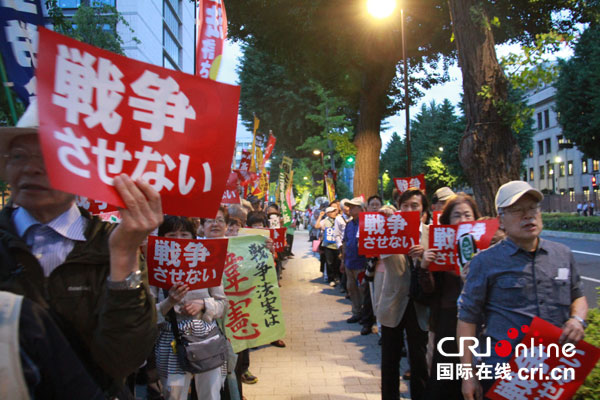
324;247;340;282
423;306;463;400
381;300;429;400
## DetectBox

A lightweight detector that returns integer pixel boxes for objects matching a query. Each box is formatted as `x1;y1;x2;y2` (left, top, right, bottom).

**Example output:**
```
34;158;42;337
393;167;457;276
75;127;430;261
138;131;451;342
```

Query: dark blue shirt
458;237;584;365
343;219;366;270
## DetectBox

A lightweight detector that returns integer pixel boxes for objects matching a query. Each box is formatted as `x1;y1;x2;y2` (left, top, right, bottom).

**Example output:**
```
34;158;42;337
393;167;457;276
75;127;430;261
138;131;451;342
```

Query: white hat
345;196;365;209
495;181;543;211
433;187;455;203
325;206;337;213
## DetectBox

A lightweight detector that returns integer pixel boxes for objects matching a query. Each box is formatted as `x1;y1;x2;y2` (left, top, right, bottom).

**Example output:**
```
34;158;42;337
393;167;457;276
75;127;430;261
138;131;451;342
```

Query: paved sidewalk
243;231;409;400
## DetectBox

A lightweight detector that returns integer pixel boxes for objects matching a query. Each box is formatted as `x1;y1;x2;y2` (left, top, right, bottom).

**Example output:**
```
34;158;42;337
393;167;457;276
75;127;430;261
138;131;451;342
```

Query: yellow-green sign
223;235;285;353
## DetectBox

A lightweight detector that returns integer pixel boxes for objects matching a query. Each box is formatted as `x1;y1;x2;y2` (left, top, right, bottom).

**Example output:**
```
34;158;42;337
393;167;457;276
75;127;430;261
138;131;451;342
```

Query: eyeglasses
3;149;44;166
205;218;226;225
500;204;541;217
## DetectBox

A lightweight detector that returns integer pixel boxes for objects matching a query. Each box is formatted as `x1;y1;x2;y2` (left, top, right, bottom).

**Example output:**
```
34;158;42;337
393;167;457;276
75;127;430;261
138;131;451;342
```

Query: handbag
312;239;321;252
164;291;228;373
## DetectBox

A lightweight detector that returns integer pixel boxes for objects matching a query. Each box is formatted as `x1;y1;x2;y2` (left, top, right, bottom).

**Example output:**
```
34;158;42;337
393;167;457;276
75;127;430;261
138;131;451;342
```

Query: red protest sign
358;211;421;256
487;317;600;400
456;219;499;251
221;172;240;204
432;211;442;225
75;195;119;215
36;28;240;218
428;225;458;272
196;0;227;79
259;132;276;172
270;227;286;253
394;174;425;194
147;236;228;290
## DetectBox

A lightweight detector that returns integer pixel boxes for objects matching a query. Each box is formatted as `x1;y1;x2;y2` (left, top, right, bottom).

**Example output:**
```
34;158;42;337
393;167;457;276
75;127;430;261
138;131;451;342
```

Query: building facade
523;82;599;210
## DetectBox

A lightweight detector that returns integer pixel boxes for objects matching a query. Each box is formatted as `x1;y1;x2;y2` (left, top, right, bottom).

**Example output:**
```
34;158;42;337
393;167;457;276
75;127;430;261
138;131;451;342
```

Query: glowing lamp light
366;0;397;19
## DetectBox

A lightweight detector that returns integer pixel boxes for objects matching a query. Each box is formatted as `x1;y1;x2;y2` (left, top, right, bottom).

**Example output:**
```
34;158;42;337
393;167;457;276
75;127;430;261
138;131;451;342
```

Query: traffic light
593;175;598;188
346;156;355;165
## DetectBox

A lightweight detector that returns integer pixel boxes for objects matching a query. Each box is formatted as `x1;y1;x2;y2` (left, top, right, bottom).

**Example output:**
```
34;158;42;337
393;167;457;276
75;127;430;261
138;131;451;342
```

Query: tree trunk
448;0;521;216
353;64;395;198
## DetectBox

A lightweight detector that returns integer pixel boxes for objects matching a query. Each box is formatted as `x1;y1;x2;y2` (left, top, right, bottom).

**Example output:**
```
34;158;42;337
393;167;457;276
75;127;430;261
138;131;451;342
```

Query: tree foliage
45;0;138;56
555;24;600;160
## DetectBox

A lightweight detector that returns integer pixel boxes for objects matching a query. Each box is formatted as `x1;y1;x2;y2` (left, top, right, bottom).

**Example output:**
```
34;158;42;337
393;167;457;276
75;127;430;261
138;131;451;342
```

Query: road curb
543;230;600;241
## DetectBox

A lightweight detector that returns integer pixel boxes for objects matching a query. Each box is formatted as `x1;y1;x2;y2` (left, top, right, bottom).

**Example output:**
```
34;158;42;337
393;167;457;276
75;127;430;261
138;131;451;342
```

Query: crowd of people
308;184;589;400
0;99;590;400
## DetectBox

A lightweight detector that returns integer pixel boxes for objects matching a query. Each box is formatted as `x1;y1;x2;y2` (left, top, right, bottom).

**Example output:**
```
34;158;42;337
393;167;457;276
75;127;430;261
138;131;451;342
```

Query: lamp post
366;1;410;174
400;7;411;176
313;149;326;195
554;156;562;195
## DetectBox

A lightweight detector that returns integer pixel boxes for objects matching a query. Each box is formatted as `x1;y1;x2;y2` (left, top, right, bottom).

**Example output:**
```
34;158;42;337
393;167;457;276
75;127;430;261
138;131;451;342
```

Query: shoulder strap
162;289;183;345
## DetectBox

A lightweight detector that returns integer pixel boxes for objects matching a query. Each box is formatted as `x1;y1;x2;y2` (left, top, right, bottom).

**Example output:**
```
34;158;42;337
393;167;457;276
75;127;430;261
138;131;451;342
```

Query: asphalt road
541;234;600;309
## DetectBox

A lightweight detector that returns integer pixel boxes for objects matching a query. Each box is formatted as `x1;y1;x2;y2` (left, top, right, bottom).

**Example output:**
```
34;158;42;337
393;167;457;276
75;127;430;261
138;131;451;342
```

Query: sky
216;39;574;150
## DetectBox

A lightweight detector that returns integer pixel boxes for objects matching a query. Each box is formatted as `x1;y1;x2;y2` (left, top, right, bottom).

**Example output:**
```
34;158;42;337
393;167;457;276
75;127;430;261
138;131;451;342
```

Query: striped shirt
12;204;88;277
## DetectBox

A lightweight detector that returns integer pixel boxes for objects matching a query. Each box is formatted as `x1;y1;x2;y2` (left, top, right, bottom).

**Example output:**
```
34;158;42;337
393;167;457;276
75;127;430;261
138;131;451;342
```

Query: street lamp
554;156;562;195
366;0;396;19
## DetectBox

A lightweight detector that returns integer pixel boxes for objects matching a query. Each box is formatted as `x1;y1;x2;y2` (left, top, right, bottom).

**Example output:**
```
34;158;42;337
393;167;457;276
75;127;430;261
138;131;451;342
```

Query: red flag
221;172;240;204
196;0;227;80
36;28;240;217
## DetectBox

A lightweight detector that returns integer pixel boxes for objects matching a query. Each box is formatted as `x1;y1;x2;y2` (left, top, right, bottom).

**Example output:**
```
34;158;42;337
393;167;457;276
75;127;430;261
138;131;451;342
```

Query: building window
583;187;590;200
529;168;534;181
539;166;545;180
594;160;600;171
163;0;182;70
528;150;533;158
548;163;554;177
569;188;575;201
545;138;551;154
568;161;573;176
559;163;565;177
583;160;588;174
58;0;115;7
538;140;544;155
537;112;542;130
544;109;550;128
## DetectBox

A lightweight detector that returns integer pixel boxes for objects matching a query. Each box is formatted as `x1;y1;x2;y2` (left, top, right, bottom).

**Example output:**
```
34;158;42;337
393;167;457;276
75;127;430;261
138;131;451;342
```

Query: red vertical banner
269;227;286;253
432;211;442;225
221;171;240;204
196;0;227;80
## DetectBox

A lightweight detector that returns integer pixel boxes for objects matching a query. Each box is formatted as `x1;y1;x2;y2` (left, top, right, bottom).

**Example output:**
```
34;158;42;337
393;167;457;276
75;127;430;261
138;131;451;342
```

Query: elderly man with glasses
0;101;162;397
457;181;588;400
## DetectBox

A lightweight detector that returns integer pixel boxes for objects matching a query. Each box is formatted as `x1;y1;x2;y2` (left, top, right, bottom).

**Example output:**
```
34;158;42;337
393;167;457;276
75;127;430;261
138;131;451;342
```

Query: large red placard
487;317;600;400
36;28;240;217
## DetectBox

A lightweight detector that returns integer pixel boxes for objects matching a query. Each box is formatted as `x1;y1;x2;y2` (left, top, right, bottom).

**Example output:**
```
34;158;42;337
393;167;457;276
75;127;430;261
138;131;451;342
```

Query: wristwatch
570;315;588;329
107;270;142;290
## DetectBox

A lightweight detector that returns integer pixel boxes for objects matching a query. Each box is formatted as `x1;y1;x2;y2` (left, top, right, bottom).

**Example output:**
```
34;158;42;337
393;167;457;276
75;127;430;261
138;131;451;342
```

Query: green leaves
555;25;600;160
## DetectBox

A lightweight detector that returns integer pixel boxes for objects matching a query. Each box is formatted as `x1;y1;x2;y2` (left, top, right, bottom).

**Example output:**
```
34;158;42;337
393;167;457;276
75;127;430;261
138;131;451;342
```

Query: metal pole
321;152;326;197
401;9;411;176
0;53;18;125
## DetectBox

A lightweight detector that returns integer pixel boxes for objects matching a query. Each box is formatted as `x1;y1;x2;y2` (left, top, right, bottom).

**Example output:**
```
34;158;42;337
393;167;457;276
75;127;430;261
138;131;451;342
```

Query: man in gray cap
457;181;588;400
431;186;455;211
0;101;162;396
